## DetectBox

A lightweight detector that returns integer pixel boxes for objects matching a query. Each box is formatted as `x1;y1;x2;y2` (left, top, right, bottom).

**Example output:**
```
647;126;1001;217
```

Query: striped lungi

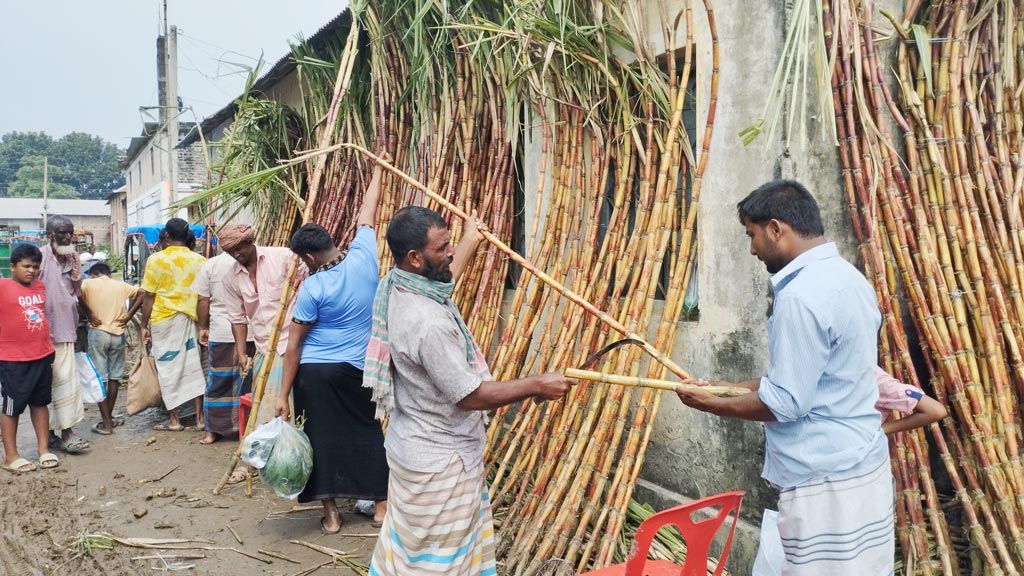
369;454;497;576
150;313;206;410
250;351;290;427
772;444;894;575
203;341;254;436
48;342;84;432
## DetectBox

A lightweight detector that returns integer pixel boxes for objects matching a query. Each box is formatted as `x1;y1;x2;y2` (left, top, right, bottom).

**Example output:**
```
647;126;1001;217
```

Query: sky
0;1;346;148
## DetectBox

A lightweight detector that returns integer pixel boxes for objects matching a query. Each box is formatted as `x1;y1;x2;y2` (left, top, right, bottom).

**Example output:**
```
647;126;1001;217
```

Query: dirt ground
0;396;378;576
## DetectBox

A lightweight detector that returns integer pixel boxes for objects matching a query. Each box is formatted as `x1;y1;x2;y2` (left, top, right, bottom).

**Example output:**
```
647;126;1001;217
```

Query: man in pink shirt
219;225;307;428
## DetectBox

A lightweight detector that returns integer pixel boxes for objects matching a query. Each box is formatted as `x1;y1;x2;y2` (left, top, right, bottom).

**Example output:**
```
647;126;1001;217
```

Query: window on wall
594;71;698;318
505;142;525;289
504;61;698;321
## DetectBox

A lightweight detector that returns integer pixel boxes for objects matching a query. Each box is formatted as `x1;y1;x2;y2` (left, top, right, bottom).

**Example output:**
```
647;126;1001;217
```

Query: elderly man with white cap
40;215;89;454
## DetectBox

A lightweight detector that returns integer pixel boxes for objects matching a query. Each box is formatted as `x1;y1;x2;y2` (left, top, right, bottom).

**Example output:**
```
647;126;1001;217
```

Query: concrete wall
519;1;865;572
109;192;127;251
124;134;207;225
72;215;111;248
0;215;110;248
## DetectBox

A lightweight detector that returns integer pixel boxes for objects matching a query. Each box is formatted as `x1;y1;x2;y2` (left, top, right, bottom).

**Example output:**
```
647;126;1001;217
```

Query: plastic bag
241;417;284;469
751;509;784;576
261;418;313;499
75;352;106;404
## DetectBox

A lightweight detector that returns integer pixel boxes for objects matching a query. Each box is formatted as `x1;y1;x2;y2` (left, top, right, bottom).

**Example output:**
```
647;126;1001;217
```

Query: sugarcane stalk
214;18;363;495
340;143;692;384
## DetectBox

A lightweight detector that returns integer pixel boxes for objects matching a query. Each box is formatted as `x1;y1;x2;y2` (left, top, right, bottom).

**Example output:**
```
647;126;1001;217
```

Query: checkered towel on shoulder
363;268;489;420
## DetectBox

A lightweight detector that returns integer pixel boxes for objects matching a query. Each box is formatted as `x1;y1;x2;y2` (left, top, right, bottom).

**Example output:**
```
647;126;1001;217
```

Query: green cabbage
261;420;313;499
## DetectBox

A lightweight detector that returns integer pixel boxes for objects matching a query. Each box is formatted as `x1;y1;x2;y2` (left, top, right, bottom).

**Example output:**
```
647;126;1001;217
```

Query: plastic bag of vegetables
260;417;313;499
240;417;283;469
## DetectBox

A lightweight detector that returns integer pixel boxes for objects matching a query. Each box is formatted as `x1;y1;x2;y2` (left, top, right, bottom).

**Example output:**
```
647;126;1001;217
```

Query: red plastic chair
238;392;253;439
579;491;745;576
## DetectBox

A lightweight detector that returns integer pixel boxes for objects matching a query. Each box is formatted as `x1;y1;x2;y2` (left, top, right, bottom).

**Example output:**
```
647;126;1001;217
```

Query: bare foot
321;510;342;534
199;432;220;445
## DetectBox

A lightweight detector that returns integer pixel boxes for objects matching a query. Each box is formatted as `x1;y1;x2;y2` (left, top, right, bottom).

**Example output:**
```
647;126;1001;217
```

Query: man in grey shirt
366;206;573;576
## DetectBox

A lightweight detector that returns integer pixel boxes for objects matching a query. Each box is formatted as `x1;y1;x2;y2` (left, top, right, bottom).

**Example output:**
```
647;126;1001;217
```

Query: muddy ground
0;397;378;576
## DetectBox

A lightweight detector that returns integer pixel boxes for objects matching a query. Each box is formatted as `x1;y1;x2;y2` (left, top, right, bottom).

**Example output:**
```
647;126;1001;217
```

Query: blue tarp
126;224;215;248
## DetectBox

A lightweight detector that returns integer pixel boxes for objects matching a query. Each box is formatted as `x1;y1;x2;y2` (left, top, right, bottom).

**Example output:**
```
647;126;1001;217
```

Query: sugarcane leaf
911;24;933;97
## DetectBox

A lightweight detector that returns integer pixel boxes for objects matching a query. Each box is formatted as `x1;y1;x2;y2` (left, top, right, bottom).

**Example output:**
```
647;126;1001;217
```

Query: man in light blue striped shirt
677;180;893;575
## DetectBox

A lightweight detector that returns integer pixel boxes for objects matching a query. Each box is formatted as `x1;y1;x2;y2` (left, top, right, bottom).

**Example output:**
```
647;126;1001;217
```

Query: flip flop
152;423;185;432
38;452;59;469
50;436;90;454
61;436;90;454
3;457;37;473
91;422;113;435
372;518;384;528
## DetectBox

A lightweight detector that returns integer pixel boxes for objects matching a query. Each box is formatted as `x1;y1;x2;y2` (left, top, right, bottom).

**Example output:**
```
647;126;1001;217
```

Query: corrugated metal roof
123;122;195;167
0;199;110;220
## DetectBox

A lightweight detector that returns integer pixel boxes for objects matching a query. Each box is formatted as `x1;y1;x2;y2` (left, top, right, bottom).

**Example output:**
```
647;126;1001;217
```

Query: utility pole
160;0;180;218
42;157;48;227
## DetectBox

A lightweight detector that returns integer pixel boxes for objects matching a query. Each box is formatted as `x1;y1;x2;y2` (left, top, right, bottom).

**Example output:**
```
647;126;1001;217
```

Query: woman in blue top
277;160;388;534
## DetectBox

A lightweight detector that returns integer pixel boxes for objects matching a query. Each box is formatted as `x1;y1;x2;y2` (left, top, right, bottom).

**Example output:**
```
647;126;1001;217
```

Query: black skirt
293;361;389;503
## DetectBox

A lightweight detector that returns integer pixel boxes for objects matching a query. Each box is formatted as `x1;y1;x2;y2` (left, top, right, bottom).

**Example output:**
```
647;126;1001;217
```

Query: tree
0;131;124;199
49;132;124;199
8;155;78;199
0;132;53;196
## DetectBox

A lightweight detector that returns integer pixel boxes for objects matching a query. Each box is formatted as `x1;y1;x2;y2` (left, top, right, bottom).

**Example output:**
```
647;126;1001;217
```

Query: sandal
38;452;59;469
91;422;113;435
112;416;126;428
152;423;185;432
3;457;37;473
226;466;255;485
51;435;90;454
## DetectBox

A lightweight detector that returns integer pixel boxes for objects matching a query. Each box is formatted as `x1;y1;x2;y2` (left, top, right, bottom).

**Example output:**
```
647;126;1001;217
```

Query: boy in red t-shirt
0;244;58;472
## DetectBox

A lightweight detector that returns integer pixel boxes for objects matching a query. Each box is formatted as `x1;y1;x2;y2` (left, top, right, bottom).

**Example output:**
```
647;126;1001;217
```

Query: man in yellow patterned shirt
139;218;207;432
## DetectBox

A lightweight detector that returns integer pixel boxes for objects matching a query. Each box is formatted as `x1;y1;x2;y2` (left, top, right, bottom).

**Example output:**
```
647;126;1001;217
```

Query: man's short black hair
89;262;112;276
386;206;448;263
164;218;191;243
11;243;42;265
737;180;825;238
289;223;335;255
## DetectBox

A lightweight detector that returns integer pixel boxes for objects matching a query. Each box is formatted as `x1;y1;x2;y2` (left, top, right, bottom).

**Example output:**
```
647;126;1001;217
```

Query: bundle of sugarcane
186;0;717;572
468;2;716;573
811;0;1024;573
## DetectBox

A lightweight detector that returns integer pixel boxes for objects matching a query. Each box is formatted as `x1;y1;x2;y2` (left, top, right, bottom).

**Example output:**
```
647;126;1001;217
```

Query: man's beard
54;244;76;256
422;259;453;283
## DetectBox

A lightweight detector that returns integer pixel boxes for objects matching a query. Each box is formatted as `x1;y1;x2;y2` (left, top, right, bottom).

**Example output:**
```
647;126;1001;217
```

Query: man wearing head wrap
39;215;89;454
220;224;307;442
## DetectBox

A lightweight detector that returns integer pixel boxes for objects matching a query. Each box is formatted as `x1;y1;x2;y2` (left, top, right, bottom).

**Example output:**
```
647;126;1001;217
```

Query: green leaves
0;131;123;198
8;154;79;199
911;24;933;97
